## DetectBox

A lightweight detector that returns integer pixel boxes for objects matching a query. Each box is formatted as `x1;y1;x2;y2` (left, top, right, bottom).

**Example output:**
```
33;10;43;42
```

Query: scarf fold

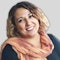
1;31;54;60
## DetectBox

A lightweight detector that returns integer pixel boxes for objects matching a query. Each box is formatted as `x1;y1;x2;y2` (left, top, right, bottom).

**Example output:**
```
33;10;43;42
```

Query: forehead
15;8;31;17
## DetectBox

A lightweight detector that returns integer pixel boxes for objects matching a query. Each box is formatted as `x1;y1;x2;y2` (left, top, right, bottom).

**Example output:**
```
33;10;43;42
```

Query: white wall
0;0;60;46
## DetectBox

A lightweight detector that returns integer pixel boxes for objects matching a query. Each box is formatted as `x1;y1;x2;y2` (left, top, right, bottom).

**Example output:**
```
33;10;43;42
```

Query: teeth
27;27;34;30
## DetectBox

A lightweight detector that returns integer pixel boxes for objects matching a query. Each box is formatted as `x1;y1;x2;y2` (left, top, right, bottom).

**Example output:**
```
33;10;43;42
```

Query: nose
25;18;32;26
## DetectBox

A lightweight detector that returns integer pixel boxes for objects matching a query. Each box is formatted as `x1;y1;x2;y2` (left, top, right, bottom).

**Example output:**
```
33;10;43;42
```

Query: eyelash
17;14;33;23
18;19;23;22
29;15;33;18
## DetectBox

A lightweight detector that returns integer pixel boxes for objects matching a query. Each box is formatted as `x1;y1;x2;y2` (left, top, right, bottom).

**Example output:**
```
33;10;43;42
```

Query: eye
18;19;22;22
17;18;24;23
17;17;24;23
29;14;33;18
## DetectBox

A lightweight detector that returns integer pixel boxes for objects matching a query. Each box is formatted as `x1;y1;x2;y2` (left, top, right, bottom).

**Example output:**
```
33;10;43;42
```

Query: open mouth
26;26;34;31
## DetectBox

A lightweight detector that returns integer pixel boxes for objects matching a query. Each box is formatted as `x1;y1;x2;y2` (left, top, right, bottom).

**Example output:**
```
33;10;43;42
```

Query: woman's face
14;8;39;38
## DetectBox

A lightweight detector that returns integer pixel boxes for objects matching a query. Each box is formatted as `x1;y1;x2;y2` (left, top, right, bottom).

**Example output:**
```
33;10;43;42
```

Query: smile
26;26;34;31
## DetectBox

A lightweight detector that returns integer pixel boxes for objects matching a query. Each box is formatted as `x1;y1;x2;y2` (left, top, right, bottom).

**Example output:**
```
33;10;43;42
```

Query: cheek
34;19;40;28
33;19;39;25
16;24;25;31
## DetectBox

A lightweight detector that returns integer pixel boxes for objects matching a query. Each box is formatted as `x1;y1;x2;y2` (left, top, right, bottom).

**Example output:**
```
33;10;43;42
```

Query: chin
27;32;37;37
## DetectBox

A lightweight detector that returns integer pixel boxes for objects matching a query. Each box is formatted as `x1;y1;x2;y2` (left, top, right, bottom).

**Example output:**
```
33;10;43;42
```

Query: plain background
0;0;60;46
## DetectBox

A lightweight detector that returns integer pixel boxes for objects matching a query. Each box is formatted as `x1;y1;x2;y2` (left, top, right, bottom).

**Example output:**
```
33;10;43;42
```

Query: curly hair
7;1;49;38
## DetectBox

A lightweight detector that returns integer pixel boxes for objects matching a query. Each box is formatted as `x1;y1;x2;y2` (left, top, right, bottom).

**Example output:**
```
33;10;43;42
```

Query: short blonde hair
7;1;49;38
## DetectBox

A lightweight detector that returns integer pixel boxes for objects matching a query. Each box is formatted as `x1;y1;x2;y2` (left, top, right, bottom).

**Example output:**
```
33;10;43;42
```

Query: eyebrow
17;17;23;21
28;13;32;15
16;13;32;20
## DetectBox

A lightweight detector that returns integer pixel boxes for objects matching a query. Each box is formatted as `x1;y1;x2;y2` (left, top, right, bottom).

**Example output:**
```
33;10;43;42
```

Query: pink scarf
1;31;54;60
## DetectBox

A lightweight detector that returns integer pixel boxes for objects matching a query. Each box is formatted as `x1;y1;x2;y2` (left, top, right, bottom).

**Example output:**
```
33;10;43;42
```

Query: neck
24;33;41;48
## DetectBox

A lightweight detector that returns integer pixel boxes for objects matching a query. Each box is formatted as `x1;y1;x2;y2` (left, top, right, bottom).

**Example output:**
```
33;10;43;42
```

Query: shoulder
48;34;60;42
2;44;19;60
1;37;19;50
48;34;57;39
48;33;60;55
48;33;60;46
47;34;60;59
2;44;16;54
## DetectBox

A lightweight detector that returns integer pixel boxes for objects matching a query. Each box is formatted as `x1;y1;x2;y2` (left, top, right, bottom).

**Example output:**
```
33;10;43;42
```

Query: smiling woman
14;8;40;38
1;1;54;60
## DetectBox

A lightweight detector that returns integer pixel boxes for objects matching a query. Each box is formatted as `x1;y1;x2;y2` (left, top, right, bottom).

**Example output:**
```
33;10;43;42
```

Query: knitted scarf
1;31;54;60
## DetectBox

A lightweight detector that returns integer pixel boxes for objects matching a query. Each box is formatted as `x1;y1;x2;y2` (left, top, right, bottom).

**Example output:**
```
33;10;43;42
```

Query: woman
1;1;54;60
